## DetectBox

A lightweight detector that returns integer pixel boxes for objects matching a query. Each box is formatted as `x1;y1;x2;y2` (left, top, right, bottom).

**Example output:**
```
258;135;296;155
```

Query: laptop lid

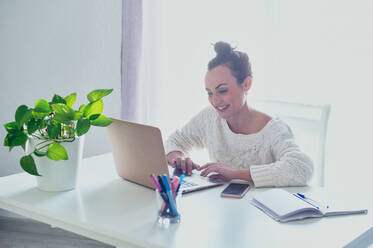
107;118;169;189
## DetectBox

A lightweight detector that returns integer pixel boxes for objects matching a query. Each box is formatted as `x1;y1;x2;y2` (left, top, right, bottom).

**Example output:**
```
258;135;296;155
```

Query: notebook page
252;189;316;217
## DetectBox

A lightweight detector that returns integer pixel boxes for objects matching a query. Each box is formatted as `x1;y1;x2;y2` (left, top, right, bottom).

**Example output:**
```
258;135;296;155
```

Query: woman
164;41;313;187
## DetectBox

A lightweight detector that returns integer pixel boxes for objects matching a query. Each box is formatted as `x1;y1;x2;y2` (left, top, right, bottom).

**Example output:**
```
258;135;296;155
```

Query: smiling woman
163;41;313;188
205;42;254;132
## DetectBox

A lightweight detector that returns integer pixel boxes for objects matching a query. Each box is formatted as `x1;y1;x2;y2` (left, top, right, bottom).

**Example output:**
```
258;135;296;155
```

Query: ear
242;76;252;93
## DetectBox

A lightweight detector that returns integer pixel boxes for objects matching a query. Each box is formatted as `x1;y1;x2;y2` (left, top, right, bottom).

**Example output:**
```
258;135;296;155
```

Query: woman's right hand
167;151;200;176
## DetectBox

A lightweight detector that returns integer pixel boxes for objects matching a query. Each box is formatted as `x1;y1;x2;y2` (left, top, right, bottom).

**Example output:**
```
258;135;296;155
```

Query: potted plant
3;89;113;191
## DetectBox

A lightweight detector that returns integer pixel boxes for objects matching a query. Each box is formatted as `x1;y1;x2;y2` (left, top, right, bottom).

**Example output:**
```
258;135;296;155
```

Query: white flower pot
26;136;85;192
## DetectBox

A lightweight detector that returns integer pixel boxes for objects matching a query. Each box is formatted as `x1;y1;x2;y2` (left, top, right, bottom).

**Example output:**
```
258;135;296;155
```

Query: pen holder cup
155;189;182;225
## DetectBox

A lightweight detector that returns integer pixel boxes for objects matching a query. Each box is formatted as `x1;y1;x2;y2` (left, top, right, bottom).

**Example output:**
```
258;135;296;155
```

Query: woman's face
205;65;251;121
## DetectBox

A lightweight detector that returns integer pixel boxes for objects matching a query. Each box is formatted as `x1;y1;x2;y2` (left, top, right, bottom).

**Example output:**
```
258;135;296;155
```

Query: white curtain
121;0;162;125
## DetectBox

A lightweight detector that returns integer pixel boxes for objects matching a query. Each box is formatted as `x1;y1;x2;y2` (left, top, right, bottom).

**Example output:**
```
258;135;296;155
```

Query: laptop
106;118;224;194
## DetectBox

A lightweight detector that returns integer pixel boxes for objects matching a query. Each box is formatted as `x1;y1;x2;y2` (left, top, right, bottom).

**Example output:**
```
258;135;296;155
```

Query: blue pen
162;174;179;216
295;193;329;209
176;174;185;194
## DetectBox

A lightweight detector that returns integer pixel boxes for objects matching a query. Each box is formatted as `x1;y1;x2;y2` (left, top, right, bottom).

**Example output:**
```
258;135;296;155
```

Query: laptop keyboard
180;180;198;188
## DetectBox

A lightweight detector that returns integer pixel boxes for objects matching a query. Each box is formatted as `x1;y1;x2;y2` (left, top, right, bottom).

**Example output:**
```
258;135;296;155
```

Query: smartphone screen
221;183;250;198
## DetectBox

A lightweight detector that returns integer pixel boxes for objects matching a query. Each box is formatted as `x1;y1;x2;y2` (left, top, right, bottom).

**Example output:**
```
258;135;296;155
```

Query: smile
215;105;229;112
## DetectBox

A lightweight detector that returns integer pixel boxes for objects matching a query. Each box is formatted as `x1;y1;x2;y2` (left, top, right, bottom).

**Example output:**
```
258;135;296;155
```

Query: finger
199;164;214;176
175;157;182;169
200;165;218;177
180;159;187;174
185;157;193;176
199;162;214;170
208;174;220;179
192;162;200;170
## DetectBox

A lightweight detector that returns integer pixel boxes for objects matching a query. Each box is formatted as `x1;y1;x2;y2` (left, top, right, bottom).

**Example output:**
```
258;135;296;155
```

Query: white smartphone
220;183;251;198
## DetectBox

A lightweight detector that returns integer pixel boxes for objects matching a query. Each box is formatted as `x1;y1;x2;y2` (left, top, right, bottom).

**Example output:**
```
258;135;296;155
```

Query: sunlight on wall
158;0;373;187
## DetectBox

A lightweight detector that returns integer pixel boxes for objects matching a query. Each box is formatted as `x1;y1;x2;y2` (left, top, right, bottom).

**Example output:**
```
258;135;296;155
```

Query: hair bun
214;41;233;57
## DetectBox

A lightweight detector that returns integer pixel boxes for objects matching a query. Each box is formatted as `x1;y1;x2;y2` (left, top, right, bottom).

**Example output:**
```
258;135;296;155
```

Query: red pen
173;176;180;194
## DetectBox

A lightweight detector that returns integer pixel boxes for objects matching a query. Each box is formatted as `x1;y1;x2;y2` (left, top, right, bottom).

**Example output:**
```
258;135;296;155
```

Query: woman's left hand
198;162;237;181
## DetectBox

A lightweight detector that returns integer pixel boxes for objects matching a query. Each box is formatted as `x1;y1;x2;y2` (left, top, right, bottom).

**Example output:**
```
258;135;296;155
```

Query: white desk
0;153;372;248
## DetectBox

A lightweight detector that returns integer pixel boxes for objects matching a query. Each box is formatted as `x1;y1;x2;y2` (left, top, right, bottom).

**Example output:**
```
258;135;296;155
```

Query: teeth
217;105;228;110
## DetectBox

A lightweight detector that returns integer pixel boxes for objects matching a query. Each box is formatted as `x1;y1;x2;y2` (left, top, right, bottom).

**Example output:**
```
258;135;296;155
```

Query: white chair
251;98;331;187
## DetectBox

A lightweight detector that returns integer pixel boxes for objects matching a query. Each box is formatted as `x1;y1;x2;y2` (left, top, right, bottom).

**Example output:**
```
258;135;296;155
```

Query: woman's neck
226;103;252;134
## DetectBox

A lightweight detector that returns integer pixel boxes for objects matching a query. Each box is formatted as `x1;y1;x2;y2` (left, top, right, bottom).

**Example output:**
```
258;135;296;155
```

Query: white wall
159;0;373;187
2;0;372;187
0;0;122;176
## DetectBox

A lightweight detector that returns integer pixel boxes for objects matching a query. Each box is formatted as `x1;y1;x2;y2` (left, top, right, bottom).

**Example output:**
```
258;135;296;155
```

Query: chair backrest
250;98;331;187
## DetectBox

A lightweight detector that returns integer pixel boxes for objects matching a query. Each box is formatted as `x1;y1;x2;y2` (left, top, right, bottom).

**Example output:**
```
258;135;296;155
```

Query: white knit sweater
164;106;313;187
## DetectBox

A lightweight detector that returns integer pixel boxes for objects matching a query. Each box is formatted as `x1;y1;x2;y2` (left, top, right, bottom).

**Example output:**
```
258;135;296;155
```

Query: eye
207;92;213;97
218;89;228;94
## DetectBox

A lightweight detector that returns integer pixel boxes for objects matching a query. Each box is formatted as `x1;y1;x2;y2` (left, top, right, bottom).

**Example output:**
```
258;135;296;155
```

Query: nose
210;94;222;106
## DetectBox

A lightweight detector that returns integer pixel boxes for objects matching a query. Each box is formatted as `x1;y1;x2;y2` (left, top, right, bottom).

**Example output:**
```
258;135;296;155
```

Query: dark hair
208;41;252;84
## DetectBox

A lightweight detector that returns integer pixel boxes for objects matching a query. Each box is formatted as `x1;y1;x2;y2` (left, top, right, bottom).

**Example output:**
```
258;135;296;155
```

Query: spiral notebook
251;189;368;222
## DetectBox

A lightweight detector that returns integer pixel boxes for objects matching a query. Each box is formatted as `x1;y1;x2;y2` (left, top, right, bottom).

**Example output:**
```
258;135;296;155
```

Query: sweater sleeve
250;123;314;187
164;107;210;156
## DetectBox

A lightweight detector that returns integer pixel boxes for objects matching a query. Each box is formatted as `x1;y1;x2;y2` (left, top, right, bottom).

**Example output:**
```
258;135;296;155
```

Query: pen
170;178;175;193
173;176;180;192
172;176;179;198
162;174;179;216
157;175;170;202
157;175;166;192
295;193;329;209
150;174;161;191
156;175;171;215
176;174;185;194
150;174;165;203
294;193;319;209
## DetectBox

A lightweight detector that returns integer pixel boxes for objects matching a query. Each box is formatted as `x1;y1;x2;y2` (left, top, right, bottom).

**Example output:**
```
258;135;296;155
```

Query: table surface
0;153;372;248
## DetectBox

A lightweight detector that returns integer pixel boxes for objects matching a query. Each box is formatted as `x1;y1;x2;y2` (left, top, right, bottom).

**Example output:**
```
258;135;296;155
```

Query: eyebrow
205;83;228;91
216;83;228;89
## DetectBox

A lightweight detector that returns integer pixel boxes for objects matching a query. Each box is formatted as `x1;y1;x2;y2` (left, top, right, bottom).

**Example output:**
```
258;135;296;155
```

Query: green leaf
4;132;28;147
20;155;41;176
15;105;27;122
32;110;49;120
47;143;68;161
87;89;113;102
35;99;51;113
89;114;100;120
20;111;32;129
64;93;77;107
3;134;10;147
90;115;113;127
51;94;66;104
78;104;86;112
26;118;38;134
4;122;18;133
74;111;83;120
15;105;32;129
34;118;46;130
47;122;61;139
76;118;90;136
83;100;103;118
51;103;75;124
